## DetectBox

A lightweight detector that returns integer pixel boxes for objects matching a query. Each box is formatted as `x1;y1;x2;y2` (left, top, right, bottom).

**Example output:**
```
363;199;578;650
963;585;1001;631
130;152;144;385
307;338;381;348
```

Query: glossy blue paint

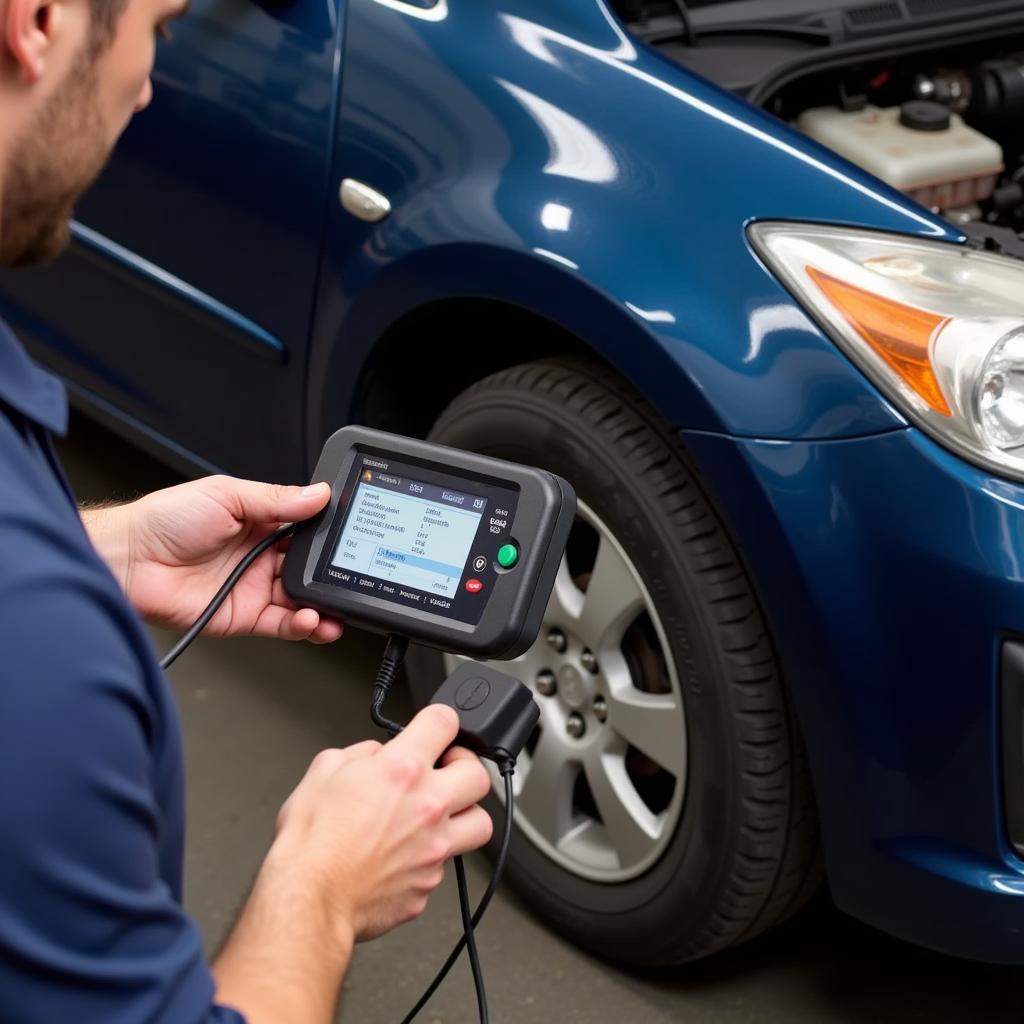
69;222;285;358
307;0;961;450
0;0;1019;963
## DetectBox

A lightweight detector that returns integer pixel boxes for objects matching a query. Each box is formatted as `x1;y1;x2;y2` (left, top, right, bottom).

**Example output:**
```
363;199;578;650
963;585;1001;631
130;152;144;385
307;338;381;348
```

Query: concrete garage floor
56;412;1024;1024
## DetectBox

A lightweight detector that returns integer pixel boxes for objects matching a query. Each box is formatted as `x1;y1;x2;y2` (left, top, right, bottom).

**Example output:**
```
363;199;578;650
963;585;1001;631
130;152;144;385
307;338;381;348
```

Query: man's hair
87;0;130;54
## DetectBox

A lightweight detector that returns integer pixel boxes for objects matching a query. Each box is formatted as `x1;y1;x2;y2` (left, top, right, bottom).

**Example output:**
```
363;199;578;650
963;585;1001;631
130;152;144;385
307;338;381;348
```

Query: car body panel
307;0;967;457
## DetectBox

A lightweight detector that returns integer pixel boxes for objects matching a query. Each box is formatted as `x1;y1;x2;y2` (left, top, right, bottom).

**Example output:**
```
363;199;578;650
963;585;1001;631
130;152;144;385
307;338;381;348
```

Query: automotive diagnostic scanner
281;425;576;660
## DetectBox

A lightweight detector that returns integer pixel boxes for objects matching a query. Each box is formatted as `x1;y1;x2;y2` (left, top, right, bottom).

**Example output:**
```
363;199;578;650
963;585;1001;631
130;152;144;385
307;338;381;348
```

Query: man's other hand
82;475;343;643
272;704;494;940
211;706;494;1022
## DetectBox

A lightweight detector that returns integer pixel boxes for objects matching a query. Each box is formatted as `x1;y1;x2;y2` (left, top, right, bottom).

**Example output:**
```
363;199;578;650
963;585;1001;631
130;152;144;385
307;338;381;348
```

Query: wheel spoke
498;646;547;692
515;726;578;850
545;558;585;630
605;688;685;778
577;533;644;650
583;750;660;868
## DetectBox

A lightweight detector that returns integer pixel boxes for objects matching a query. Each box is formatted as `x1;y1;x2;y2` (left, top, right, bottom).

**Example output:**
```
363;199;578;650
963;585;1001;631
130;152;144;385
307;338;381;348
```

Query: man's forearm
80;501;134;594
211;840;354;1024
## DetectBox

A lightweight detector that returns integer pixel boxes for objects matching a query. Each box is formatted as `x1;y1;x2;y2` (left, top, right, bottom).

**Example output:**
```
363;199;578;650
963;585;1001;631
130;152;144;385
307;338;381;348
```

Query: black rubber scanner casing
283;426;576;660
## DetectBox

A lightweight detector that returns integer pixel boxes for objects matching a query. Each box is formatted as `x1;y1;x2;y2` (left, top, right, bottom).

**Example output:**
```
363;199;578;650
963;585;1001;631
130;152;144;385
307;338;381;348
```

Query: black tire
406;357;822;965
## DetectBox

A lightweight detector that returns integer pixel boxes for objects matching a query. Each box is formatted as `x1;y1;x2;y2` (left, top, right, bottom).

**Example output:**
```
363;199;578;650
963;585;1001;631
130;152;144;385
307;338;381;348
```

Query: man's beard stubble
1;47;111;268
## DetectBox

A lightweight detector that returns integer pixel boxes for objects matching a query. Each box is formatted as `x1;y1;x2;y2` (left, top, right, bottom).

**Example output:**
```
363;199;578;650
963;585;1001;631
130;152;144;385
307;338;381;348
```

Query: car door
0;0;343;480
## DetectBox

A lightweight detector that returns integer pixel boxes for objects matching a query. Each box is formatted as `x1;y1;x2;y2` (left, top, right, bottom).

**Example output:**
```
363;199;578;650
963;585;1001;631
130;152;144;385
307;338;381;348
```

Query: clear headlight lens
749;222;1024;481
980;328;1024;447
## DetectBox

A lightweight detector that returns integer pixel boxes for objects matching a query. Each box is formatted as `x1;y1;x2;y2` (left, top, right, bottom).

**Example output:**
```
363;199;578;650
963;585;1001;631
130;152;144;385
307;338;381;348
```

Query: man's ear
5;0;61;84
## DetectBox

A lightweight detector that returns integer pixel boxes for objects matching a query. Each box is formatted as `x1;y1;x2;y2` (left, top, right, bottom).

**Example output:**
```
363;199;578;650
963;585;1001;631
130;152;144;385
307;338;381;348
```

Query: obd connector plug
430;662;539;766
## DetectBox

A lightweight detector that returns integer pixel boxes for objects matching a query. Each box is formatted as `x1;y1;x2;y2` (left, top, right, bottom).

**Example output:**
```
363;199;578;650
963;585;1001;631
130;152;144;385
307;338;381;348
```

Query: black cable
400;764;515;1024
371;633;410;736
159;523;296;671
363;637;516;1023
364;636;516;1023
454;854;488;1024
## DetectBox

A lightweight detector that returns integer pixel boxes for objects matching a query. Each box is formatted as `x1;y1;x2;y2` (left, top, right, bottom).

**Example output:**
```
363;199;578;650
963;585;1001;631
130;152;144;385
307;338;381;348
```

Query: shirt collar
0;316;68;436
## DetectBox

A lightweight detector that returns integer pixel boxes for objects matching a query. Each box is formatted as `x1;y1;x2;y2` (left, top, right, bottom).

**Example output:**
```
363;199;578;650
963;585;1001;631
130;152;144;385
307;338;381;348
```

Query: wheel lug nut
566;712;586;739
593;696;607;723
535;670;557;696
581;649;599;674
546;628;567;655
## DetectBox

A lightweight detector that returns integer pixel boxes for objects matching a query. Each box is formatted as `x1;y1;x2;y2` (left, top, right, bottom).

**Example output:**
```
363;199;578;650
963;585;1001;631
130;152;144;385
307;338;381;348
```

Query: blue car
5;0;1024;967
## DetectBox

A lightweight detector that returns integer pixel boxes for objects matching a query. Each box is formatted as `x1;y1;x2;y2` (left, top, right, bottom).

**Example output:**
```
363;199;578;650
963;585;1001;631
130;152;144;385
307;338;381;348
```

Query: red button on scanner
465;578;484;594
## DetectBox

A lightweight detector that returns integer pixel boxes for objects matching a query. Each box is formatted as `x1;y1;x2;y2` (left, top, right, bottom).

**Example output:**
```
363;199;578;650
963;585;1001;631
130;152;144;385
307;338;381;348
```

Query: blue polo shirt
0;321;245;1023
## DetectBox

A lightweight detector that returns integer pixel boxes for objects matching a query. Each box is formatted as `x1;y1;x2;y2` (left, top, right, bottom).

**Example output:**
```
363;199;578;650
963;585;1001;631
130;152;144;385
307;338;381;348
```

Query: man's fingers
268;565;343;641
286;607;322;639
440;745;480;767
252;604;318;641
388;704;460;764
309;617;344;644
271;575;299;610
239;586;342;644
437;752;492;812
211;476;331;525
446;805;494;856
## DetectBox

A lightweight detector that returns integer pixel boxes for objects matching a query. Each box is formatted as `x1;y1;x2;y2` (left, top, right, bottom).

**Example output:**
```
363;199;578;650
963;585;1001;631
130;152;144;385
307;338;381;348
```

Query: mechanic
0;0;495;1019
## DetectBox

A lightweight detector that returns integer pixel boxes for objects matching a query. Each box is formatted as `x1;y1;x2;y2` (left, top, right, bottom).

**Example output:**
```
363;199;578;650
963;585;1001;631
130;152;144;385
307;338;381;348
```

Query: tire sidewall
415;388;751;958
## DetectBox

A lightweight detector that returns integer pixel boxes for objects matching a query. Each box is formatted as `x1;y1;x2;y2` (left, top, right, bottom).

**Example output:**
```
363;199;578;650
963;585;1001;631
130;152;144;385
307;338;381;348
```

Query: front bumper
682;424;1024;963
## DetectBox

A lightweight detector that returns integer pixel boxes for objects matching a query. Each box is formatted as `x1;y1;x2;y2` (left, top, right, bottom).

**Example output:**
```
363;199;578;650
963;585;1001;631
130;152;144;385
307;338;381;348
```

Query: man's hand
82;475;343;643
273;704;494;940
211;705;494;1023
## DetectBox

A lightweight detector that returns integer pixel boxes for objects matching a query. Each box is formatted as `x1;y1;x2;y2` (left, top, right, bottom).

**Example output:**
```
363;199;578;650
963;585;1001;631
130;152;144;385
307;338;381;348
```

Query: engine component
971;56;1024;122
914;56;1024;125
913;70;972;113
898;100;951;132
797;103;1004;211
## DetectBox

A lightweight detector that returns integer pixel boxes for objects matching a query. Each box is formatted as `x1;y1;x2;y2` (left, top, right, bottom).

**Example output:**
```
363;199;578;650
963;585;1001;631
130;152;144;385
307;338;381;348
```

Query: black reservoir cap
900;100;952;132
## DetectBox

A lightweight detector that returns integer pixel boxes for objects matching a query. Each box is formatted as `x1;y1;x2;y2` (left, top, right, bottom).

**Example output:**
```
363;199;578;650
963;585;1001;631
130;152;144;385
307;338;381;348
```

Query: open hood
619;0;1024;52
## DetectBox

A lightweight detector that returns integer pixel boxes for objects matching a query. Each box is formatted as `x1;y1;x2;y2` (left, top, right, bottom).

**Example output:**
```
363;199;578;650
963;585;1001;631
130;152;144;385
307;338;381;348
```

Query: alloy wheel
444;500;686;882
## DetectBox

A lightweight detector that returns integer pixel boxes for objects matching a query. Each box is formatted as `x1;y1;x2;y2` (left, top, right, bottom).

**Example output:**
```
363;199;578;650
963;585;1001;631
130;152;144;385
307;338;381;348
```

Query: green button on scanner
496;543;519;569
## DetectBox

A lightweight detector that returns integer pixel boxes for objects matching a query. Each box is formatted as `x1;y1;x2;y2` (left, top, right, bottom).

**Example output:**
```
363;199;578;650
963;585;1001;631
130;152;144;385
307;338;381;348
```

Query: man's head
0;0;186;265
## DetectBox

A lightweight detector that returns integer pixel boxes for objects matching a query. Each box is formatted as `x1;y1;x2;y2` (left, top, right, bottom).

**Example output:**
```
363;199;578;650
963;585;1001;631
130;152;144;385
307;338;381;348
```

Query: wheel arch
354;298;602;438
305;243;714;465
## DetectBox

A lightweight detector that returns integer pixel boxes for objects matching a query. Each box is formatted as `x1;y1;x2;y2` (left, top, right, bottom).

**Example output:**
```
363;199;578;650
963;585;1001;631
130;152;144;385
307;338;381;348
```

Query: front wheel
407;358;821;965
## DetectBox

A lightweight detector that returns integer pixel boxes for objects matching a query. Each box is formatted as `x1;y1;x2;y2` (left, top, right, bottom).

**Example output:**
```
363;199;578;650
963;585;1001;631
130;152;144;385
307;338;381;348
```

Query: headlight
749;221;1024;481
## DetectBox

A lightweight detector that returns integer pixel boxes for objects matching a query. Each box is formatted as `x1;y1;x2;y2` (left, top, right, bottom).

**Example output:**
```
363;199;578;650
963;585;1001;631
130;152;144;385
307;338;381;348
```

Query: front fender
306;238;697;453
310;0;964;448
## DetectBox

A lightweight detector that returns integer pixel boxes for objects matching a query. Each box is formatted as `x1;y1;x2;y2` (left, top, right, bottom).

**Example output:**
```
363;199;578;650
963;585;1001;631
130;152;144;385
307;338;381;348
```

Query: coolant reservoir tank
797;102;1004;211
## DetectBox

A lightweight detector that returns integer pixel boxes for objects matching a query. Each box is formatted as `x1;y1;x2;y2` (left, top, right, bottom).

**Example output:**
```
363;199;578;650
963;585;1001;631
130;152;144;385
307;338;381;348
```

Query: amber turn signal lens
806;266;953;416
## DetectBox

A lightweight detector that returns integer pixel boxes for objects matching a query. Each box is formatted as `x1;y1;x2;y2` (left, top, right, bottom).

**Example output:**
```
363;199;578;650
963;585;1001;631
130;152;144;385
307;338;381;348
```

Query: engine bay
613;2;1024;246
769;39;1024;237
